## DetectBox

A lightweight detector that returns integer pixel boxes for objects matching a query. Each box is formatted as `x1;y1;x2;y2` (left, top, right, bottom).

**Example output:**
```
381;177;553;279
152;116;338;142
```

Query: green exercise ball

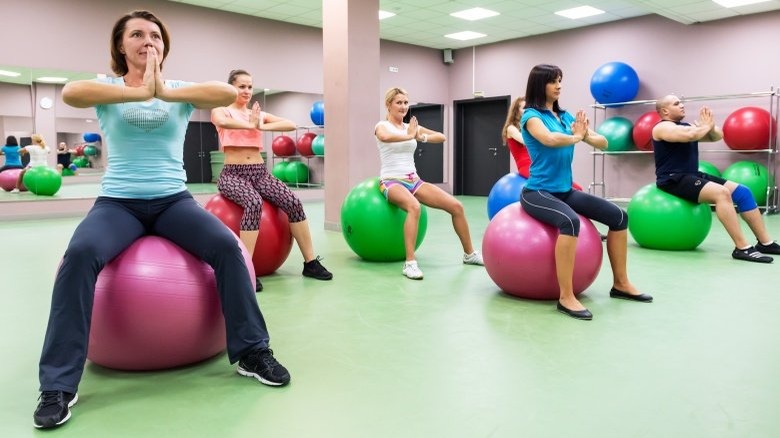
341;177;428;261
628;184;712;250
61;168;75;177
597;116;636;152
271;161;290;182
698;160;721;178
83;145;98;156
72;156;89;168
312;134;325;156
22;167;62;196
284;161;309;184
721;161;774;206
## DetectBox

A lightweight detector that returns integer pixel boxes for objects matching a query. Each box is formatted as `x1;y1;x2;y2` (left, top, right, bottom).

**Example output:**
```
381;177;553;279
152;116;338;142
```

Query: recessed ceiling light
445;31;487;41
555;6;605;19
0;69;22;77
36;76;68;83
379;10;395;20
712;0;770;7
450;7;499;21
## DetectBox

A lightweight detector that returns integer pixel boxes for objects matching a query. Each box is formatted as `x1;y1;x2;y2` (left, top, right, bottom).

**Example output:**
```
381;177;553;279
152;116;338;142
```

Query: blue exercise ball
590;62;639;105
83;132;102;143
310;101;325;126
487;173;528;219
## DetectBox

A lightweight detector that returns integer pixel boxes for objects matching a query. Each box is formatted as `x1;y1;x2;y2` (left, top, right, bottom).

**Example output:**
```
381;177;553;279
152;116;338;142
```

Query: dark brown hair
228;69;251;85
110;10;170;75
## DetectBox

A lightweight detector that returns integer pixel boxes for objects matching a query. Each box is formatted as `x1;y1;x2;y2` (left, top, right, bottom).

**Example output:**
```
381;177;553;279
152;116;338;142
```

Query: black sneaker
33;391;78;429
255;277;263;293
237;348;290;386
732;246;773;263
302;256;333;280
756;241;780;255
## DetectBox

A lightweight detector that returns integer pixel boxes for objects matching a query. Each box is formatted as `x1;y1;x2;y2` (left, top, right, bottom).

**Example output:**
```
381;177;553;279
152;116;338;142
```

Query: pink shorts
379;173;425;199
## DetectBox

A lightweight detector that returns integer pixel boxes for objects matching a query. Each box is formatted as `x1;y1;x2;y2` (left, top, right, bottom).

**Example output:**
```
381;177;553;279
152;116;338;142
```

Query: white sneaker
463;250;484;266
10;188;20;193
402;261;424;280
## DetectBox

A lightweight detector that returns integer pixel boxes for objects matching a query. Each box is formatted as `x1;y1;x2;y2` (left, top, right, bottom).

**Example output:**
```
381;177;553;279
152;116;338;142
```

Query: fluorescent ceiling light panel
450;7;500;21
555;6;605;19
445;31;487;41
379;10;395;20
712;0;770;7
36;76;68;83
0;69;22;77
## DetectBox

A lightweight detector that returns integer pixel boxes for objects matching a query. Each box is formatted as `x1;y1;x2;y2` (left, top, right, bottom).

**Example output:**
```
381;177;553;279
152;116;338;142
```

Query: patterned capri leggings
218;163;307;231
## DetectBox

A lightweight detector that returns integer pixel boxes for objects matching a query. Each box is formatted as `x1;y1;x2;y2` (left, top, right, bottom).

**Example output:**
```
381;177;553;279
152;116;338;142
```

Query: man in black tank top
651;94;780;263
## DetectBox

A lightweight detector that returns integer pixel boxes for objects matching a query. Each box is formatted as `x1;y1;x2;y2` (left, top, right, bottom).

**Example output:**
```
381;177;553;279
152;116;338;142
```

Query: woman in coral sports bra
211;69;332;291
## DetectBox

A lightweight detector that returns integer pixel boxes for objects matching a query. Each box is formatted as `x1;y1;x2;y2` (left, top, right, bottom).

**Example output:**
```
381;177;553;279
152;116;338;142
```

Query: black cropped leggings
520;188;628;236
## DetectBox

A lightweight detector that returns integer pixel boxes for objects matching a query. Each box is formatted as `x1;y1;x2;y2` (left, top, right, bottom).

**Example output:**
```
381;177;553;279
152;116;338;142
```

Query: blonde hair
384;87;408;111
501;97;525;144
31;133;46;148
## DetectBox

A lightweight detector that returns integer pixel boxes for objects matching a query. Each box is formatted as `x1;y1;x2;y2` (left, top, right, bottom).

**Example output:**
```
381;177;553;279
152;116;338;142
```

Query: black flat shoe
609;287;652;302
556;302;593;320
255;277;263;293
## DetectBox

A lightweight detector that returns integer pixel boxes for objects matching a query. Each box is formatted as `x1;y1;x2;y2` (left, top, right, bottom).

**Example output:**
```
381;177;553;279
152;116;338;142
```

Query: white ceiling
168;0;780;49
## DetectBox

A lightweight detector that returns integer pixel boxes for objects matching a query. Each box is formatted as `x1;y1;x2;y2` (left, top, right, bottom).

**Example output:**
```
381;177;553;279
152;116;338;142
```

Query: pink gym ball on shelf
482;203;603;300
271;135;296;157
723;106;777;151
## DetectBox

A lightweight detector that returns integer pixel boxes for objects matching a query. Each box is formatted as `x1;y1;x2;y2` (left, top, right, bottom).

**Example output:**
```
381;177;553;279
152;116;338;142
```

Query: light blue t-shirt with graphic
94;77;195;199
520;107;575;193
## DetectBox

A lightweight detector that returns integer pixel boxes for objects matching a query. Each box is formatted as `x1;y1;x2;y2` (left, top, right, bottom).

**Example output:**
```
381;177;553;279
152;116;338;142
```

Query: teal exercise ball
83;145;98;156
284;161;309;184
271;161;290;182
312;134;325;156
628;184;712;250
22;167;62;196
341;177;427;261
721;161;774;205
597;116;635;152
698;161;721;178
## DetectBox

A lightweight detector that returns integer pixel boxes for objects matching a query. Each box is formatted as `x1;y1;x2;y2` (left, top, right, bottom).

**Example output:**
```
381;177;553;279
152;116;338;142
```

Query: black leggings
39;191;270;394
520;188;628;236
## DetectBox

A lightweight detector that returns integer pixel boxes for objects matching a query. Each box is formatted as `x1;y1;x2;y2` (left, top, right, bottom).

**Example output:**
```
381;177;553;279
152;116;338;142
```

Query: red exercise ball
296;132;317;156
89;236;254;370
632;111;662;151
482;203;603;300
204;194;293;276
271;135;296;157
74;144;86;156
723;106;777;151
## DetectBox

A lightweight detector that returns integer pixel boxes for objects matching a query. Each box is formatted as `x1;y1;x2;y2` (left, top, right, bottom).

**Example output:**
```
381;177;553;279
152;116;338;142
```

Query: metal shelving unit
589;89;778;213
269;126;324;189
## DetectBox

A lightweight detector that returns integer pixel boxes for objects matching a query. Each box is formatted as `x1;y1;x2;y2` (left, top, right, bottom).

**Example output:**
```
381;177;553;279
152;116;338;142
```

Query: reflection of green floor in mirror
2;197;779;437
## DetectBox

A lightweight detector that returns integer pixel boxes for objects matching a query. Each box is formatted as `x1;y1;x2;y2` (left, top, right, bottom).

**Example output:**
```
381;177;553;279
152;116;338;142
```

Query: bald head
655;94;686;121
655;95;677;113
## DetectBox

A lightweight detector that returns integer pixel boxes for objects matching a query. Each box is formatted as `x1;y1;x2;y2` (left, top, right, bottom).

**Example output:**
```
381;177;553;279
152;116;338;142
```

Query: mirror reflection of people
652;94;780;263
211;69;333;292
17;133;51;191
1;135;24;174
34;10;290;430
56;142;78;175
519;64;651;320
375;87;484;280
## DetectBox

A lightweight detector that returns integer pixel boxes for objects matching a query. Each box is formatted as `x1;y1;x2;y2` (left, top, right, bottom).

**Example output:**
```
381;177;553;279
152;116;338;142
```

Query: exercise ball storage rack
588;88;779;214
269;126;324;189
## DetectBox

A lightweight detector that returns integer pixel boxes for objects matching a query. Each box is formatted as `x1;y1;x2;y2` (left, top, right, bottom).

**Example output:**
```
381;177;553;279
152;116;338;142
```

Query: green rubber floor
2;196;779;437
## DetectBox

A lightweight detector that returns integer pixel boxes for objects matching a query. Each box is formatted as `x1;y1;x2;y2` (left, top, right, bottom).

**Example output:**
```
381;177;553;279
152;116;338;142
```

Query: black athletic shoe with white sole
732;246;773;263
33;391;78;429
756;241;780;255
237;348;290;386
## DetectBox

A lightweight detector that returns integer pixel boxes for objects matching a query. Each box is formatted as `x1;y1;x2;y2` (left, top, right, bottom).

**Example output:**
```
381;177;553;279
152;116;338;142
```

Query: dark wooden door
453;96;510;195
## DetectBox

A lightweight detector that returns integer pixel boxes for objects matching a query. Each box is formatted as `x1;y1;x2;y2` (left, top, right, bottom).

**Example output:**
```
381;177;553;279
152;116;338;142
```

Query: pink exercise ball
88;235;255;371
482;203;603;300
296;132;317;156
0;169;27;192
271;135;296;157
632;111;662;151
723;106;777;151
204;194;293;276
